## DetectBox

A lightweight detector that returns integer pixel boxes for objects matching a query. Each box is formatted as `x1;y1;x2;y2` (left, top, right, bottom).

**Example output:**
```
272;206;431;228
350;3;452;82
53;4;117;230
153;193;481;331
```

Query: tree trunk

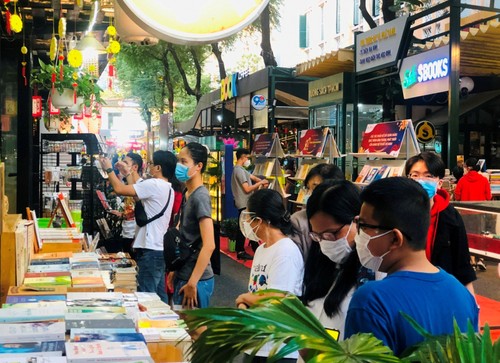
382;0;396;23
360;0;378;29
167;44;201;101
211;42;226;80
260;4;277;67
162;49;175;113
189;47;203;102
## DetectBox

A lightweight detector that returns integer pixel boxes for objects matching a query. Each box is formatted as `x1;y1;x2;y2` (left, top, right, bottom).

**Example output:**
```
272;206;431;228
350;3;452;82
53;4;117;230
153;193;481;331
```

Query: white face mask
243;159;251;168
319;223;353;264
242;221;260;241
354;229;392;272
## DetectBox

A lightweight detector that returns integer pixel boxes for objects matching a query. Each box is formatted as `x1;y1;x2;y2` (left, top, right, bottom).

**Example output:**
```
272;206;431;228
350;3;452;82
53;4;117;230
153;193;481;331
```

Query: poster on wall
352;119;419;158
298;128;328;157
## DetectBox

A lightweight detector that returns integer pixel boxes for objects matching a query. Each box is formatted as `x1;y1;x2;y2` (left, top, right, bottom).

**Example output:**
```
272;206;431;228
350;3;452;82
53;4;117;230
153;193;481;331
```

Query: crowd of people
99;146;487;360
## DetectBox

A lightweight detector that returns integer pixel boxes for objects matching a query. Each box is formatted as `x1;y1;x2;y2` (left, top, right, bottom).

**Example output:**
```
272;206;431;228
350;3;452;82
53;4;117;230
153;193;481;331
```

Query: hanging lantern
32;96;43;117
9;13;22;33
49;98;60;115
49;36;58;61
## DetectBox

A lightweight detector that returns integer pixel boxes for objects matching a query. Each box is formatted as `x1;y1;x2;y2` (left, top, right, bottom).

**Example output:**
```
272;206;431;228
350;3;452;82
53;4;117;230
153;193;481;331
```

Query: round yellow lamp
115;0;269;44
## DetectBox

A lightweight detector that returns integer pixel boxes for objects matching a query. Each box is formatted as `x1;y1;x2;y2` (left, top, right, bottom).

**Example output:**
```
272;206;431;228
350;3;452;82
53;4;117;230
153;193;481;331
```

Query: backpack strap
144;188;172;225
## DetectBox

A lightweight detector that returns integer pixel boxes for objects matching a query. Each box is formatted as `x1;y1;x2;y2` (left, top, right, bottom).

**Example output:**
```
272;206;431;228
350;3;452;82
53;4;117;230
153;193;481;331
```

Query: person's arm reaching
100;156;137;197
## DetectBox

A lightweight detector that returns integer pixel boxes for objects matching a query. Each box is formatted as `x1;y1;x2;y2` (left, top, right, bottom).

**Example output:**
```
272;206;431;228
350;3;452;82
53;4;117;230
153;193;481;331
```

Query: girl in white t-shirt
236;189;304;363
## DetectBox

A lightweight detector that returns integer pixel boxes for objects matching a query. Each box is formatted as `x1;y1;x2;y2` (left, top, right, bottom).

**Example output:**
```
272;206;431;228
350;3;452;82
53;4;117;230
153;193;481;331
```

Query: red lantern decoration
32;96;43;117
49;98;60;115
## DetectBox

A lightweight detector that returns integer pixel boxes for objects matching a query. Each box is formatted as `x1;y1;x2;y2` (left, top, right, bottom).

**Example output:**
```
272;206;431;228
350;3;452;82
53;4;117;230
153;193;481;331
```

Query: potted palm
182;293;500;363
30;58;104;114
220;217;239;252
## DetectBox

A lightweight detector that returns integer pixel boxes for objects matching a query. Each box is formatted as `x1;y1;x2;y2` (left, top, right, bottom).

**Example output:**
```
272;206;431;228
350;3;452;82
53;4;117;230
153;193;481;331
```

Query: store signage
399;46;450;99
32;96;43;118
356;16;408;73
251;94;267;110
309;83;342;98
220;73;238;101
415;121;436;144
115;0;269;45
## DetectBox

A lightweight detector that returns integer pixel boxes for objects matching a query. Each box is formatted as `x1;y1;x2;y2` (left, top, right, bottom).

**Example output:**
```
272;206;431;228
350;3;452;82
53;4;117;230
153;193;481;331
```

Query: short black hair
304;163;345;187
360;177;430;249
153;150;176;180
185;142;208;173
236;148;251;160
247;189;292;236
465;157;480;171
405;152;446;179
127;152;143;174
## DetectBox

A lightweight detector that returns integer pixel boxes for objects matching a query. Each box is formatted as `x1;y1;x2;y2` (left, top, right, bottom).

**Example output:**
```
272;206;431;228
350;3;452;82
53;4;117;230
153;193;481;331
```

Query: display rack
203;149;222;222
350;120;420;186
39;133;107;236
251;133;287;197
289;127;341;205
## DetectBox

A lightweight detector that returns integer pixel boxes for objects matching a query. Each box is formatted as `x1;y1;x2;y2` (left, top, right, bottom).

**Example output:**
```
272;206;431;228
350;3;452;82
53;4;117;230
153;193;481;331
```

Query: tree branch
360;0;378;29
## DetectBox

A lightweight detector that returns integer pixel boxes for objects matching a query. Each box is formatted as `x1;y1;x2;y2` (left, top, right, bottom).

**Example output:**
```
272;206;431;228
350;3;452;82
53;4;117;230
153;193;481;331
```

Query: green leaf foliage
183;293;398;363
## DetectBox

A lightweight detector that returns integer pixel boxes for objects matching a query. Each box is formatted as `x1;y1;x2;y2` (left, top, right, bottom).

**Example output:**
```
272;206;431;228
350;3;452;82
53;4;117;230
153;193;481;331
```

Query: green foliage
31;59;104;106
400;312;500;363
220;218;239;240
183;293;398;363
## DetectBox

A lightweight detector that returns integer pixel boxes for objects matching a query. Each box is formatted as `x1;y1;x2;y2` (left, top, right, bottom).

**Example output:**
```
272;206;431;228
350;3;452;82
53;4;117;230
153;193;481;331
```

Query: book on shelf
0;306;66;323
30;258;70;265
23;276;72;287
5;294;66;304
3;301;67;309
0;340;65;358
363;167;379;183
70;329;145;343
297;164;310;180
28;264;71;273
31;252;74;260
66;306;126;314
138;327;190;342
65;313;135;331
65;341;153;363
0;321;66;343
373;165;390;181
263;159;275;177
66;292;123;305
295;188;309;204
0;357;67;363
7;285;67;297
24;271;71;278
389;165;404;177
355;164;371;183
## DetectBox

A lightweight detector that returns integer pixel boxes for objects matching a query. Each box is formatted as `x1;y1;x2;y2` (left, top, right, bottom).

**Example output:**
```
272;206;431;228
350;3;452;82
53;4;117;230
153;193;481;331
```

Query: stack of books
355;164;403;184
65;341;153;362
65;292;126;314
69;253;105;289
488;169;500;195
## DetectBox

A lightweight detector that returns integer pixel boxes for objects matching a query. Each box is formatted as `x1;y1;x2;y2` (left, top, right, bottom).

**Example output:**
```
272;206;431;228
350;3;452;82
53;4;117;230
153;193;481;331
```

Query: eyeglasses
309;224;346;242
354;217;412;241
408;172;436;179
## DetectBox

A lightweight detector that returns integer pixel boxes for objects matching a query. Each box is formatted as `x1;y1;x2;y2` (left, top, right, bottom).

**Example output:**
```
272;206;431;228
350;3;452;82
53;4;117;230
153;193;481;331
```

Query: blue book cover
0;340;65;357
71;331;145;343
5;294;66;304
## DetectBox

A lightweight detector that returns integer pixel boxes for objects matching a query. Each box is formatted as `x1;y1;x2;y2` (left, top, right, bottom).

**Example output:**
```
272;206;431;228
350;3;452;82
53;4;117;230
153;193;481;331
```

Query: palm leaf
183;293;398;363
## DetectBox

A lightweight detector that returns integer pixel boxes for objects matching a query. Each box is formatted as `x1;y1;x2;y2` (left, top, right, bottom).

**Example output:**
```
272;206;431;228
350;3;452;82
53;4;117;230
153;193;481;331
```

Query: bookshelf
251;133;288;197
289;127;341;205
350;120;420;186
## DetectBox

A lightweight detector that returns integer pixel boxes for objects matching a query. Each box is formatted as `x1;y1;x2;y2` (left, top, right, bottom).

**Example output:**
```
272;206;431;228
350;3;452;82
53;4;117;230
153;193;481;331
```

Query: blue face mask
175;163;191;182
416;178;438;199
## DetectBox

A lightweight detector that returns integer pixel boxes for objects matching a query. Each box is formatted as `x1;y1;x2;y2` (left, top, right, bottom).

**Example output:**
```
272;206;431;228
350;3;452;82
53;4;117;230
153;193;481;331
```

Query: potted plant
30;58;104;114
220;217;239;252
182;293;500;363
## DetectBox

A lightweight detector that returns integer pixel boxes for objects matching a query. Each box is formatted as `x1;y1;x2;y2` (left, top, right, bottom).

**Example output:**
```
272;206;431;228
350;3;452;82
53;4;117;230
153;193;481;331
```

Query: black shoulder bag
164;193;200;271
135;189;172;227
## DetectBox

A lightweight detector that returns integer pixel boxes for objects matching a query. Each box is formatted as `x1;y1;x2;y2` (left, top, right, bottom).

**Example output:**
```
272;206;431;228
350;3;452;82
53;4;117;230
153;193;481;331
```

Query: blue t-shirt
344;269;478;356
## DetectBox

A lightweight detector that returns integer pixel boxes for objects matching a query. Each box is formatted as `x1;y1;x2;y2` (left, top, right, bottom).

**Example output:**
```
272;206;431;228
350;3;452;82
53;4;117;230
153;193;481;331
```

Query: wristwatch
105;167;113;174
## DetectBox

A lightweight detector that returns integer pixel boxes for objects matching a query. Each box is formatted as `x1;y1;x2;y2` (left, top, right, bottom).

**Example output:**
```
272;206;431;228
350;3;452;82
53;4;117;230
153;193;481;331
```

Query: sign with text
357;120;419;158
356;16;408;73
252;133;284;157
399;46;450;99
298;128;329;157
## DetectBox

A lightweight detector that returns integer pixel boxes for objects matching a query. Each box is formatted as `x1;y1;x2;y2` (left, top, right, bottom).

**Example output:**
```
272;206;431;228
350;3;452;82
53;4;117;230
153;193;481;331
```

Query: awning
424;90;500;126
417;19;500;76
295;49;354;78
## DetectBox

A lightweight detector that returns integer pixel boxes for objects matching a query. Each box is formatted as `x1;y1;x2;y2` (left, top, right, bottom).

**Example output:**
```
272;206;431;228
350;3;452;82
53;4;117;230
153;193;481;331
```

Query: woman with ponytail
236;188;304;362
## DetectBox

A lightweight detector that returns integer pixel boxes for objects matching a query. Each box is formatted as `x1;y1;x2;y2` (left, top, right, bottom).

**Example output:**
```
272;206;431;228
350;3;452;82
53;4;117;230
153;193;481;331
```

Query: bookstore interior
0;120;499;362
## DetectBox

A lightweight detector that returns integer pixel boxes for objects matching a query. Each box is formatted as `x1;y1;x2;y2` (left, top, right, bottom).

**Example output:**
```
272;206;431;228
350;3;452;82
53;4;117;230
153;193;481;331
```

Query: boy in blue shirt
345;177;478;356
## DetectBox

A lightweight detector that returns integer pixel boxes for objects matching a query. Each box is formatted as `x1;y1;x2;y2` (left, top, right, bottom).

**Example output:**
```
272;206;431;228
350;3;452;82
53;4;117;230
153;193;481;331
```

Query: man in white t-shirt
100;150;176;303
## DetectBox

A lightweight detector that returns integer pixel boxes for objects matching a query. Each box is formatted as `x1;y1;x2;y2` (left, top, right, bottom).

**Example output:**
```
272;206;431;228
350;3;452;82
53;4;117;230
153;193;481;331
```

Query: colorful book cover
70;331;145;343
24;271;71;278
0;340;64;357
364;167;379;183
0;322;66;343
7;285;67;297
30;258;70;265
3;301;67;309
373;165;389;181
66;306;126;314
355;165;371;183
23;276;72;286
5;294;66;304
65;341;153;362
0;307;66;323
